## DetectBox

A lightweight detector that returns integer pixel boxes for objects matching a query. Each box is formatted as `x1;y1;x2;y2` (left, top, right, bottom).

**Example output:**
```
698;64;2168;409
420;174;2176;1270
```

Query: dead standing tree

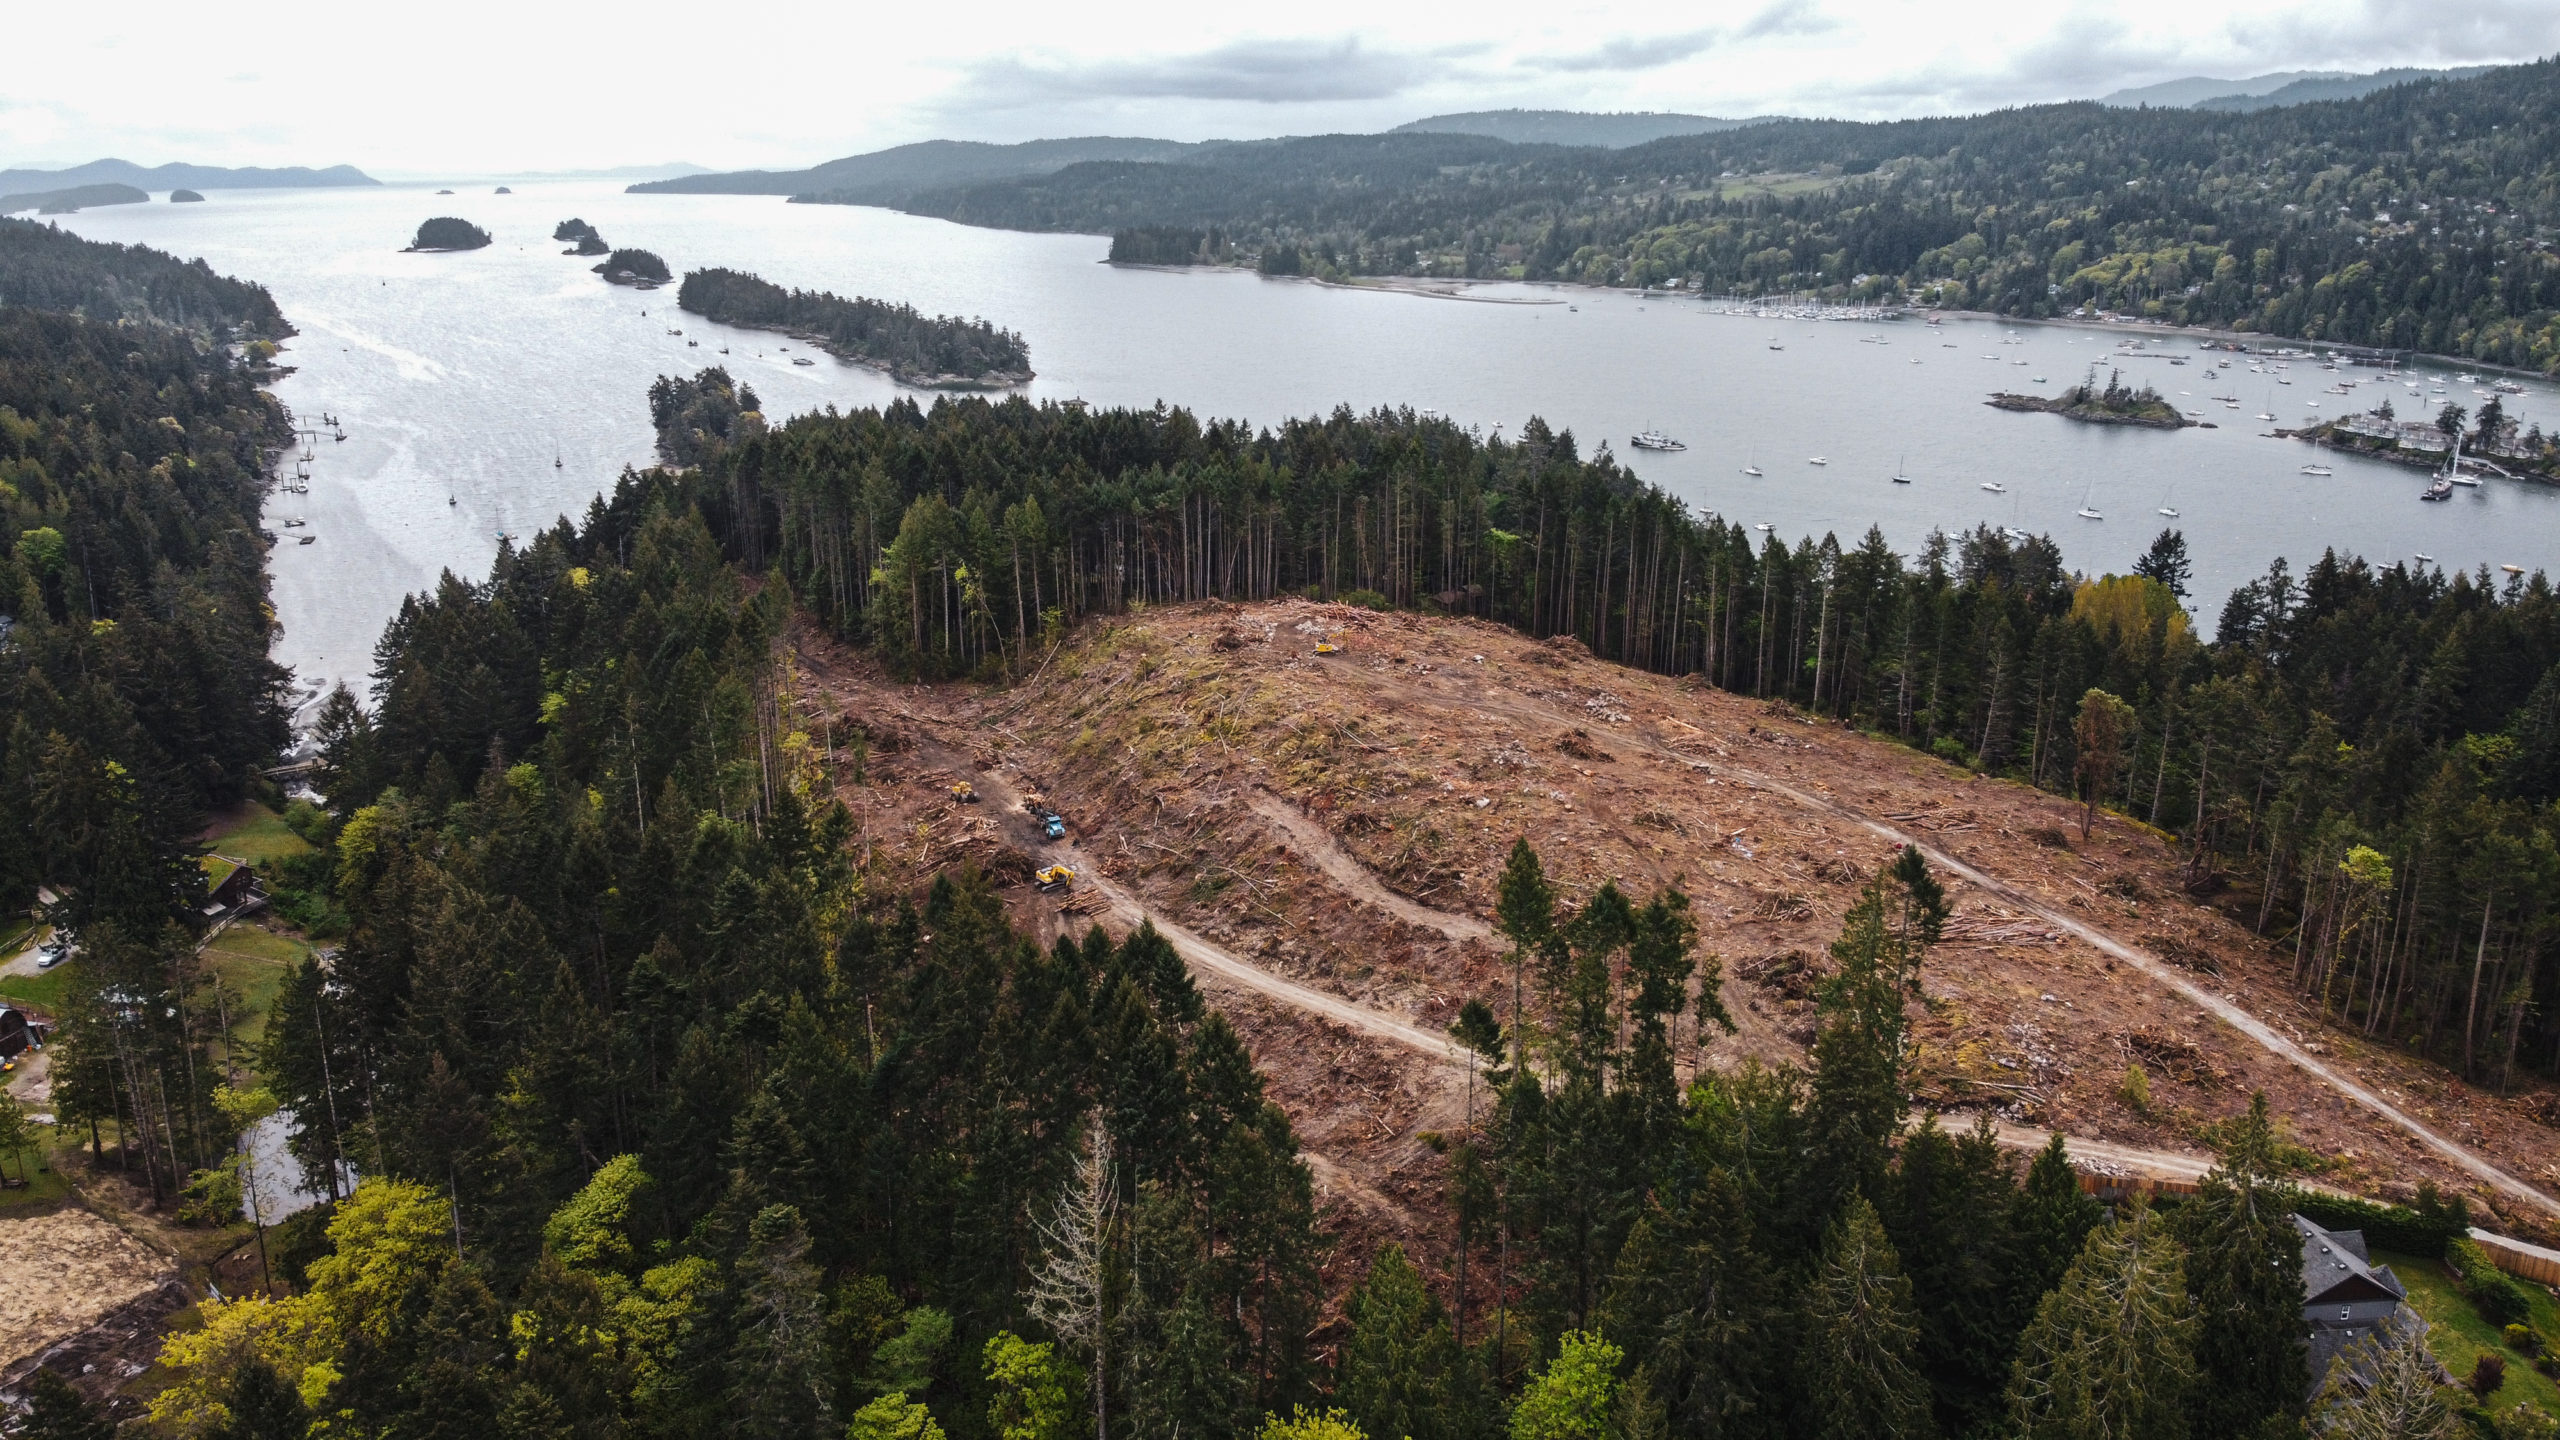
1029;1113;1117;1440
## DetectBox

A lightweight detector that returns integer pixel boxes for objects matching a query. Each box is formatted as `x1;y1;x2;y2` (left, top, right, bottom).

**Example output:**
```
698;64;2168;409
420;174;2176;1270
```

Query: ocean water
50;180;2560;714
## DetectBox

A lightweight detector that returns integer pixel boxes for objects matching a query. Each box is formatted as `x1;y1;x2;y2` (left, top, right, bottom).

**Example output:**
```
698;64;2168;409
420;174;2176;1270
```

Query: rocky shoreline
1985;392;2201;429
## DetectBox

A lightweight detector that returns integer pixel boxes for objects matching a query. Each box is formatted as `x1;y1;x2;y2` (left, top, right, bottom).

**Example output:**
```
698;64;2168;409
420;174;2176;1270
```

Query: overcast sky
10;0;2558;176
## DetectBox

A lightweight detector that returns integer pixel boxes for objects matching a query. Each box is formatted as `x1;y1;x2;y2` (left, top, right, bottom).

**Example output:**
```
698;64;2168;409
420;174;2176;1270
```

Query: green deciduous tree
1508;1331;1621;1440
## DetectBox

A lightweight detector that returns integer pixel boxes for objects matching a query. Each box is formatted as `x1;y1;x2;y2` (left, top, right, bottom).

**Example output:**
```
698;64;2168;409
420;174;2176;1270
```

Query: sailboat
554;450;563;470
2256;390;2275;422
2157;482;2179;517
1890;455;1911;484
2076;482;2104;520
1981;481;2006;493
1740;451;1763;477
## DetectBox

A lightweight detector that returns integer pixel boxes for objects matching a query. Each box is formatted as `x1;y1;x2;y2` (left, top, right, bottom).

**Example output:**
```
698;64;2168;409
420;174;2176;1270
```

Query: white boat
1629;431;1686;451
1753;522;1772;532
2414;553;2435;563
2503;564;2525;575
2300;465;2334;477
2158;507;2179;517
1981;482;2006;493
2076;481;2102;520
1807;456;1828;466
793;357;816;367
1741;464;1763;476
2077;507;2104;520
1891;455;1911;484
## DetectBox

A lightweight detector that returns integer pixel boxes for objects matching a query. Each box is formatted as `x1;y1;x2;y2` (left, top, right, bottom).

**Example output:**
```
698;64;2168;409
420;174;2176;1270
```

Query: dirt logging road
1352;664;2560;1221
805;600;2560;1245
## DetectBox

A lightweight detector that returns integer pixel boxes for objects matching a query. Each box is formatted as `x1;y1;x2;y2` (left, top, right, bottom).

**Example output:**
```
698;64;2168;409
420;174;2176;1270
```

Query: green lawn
203;925;308;1049
0;958;76;1013
2374;1246;2560;1416
0;1097;70;1209
205;802;315;868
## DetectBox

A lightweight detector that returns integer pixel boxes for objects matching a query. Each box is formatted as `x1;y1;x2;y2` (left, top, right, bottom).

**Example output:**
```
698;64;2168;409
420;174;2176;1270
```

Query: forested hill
0;215;289;334
887;57;2560;370
0;218;294;928
629;136;1202;203
646;383;2560;1091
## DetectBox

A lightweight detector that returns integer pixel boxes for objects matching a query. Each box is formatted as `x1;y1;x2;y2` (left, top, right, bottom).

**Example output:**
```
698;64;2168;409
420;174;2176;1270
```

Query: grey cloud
1526;3;1837;76
951;37;1445;109
1737;2;1840;41
1534;28;1724;74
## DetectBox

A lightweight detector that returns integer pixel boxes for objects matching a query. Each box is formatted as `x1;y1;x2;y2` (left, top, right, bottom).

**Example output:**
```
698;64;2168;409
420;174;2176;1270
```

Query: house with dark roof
2295;1213;2424;1396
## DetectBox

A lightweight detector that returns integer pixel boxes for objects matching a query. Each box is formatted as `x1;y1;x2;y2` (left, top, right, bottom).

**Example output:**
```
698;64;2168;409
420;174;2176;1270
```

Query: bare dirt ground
0;1205;175;1374
788;599;2560;1266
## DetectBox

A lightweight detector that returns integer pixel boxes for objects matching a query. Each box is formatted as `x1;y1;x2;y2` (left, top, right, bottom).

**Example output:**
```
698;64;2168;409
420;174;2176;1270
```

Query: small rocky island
596;247;672;287
677;265;1032;388
1987;368;2196;428
170;188;205;203
553;218;610;256
405;216;492;252
494;185;513;194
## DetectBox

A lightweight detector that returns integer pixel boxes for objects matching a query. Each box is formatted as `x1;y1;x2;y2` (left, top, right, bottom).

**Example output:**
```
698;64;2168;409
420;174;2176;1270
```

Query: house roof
2296;1214;2417;1399
2296;1215;2408;1309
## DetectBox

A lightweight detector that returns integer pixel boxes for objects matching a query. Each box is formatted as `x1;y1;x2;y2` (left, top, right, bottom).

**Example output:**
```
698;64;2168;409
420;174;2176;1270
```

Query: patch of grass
2374;1247;2560;1415
0;959;76;1013
206;802;316;868
0;1109;73;1209
204;925;307;1050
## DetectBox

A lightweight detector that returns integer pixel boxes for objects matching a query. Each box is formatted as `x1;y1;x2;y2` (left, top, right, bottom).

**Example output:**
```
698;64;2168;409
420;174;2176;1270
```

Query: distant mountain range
629;138;1201;203
2101;64;2497;110
0;159;377;194
1391;109;1774;148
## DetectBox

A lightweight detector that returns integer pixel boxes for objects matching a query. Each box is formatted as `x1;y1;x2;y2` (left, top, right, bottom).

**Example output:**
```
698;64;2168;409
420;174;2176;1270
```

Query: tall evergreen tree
2006;1203;2200;1440
2175;1094;2310;1440
1803;1195;1932;1440
1336;1244;1491;1440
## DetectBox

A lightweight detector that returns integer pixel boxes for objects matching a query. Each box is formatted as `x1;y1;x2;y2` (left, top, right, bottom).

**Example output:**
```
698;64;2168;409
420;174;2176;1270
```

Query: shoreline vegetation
552;217;609;256
675;265;1031;387
1988;369;2196;428
595;246;670;287
648;58;2560;374
0;182;150;216
402;216;490;252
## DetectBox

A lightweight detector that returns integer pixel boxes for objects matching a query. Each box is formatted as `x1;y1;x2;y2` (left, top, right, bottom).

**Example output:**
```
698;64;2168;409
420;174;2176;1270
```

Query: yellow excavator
1035;865;1076;893
949;781;979;804
1314;640;1342;655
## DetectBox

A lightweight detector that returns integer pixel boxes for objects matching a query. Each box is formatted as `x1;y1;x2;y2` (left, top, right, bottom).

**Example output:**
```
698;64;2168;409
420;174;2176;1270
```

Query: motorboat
1807;456;1828;466
1629;431;1686;451
1981;482;2006;493
793;357;816;366
2158;506;2179;517
2503;564;2526;575
1753;522;1773;532
2413;553;2435;564
2421;478;2454;502
2300;464;2334;477
297;534;316;545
